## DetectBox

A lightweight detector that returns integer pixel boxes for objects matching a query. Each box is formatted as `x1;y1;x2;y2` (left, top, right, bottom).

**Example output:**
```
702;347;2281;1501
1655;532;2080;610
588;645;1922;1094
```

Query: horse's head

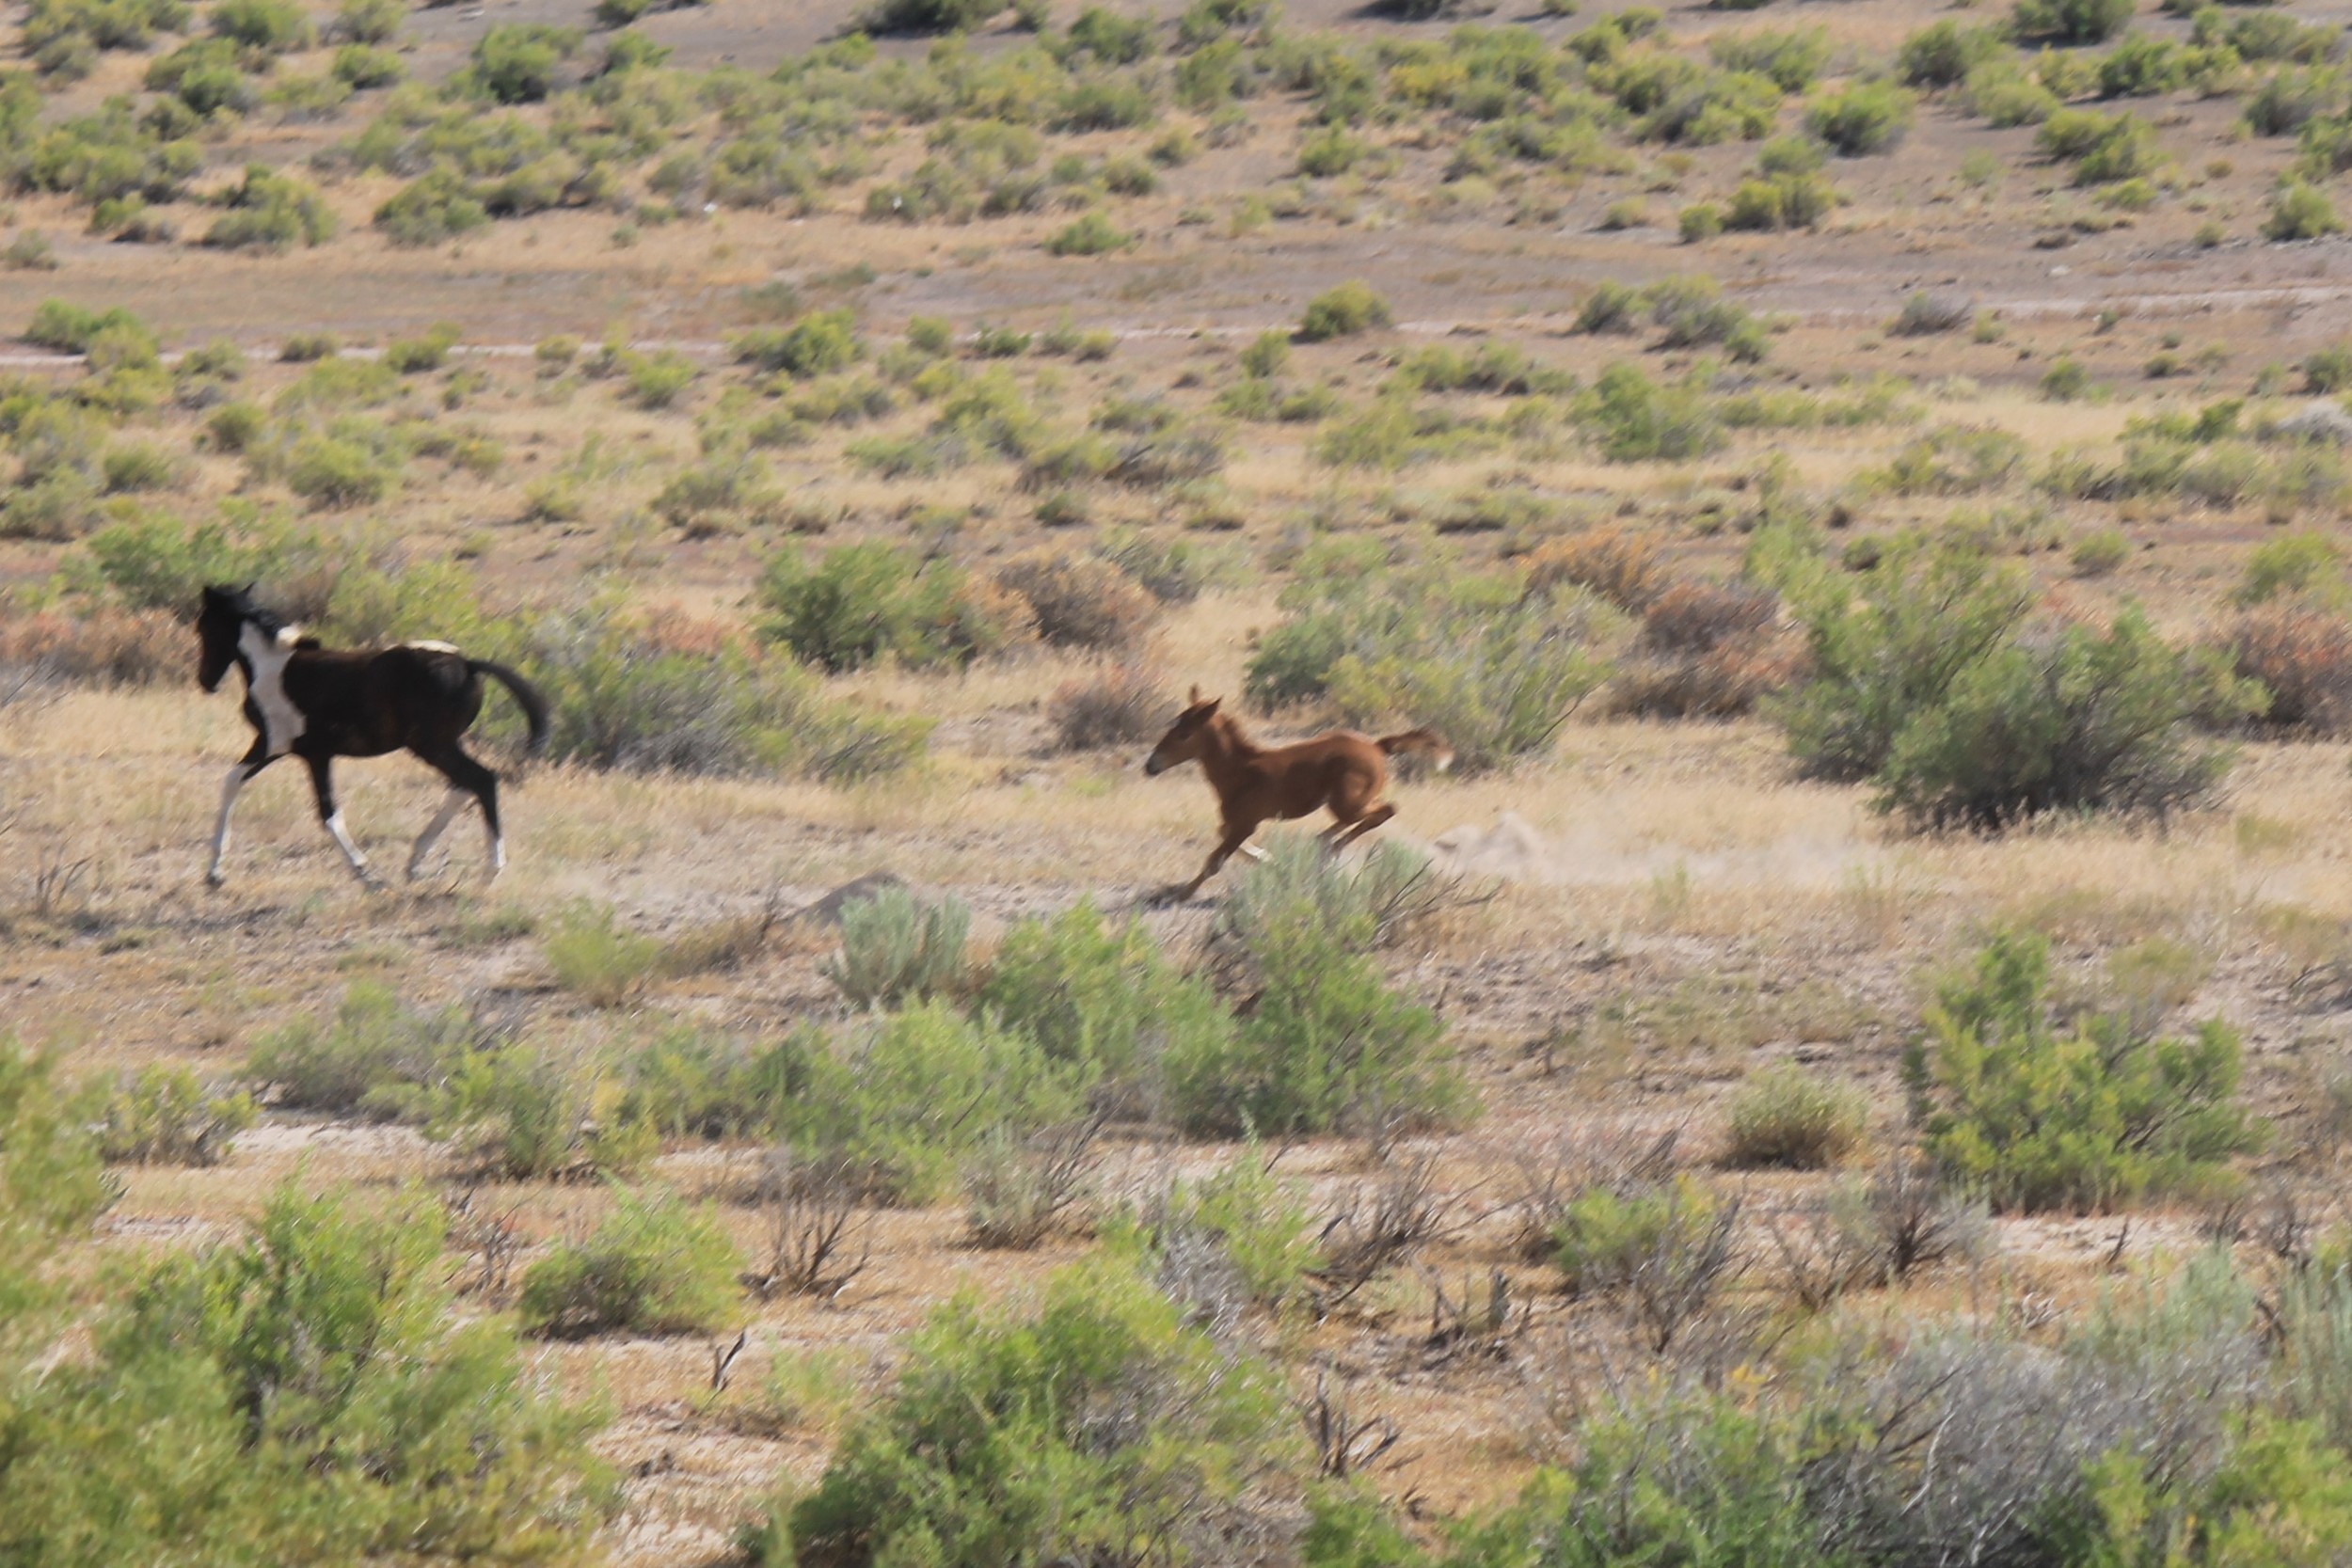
1143;687;1221;776
195;583;256;692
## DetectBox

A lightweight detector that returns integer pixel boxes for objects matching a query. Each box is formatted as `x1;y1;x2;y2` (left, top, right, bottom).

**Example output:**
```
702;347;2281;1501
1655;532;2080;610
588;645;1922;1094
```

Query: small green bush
205;164;335;252
1807;81;1916;155
2010;0;2134;44
1297;279;1392;341
1044;209;1132;256
783;1002;1084;1204
1898;19;2006;87
517;1183;740;1338
2266;180;2344;241
1583;361;1726;460
765;1257;1291;1567
2237;529;2341;606
96;1062;255;1165
1165;834;1461;1139
544;901;663;1006
210;0;311;52
755;541;1026;673
1906;929;2265;1212
857;0;1001;31
1723;1063;1866;1168
375;168;489;245
24;299;151;354
243;982;482;1118
825;886;973;1007
467;23;578;103
384;321;460;372
980;899;1232;1103
730;309;860;377
423;1039;656;1180
6;1180;613;1561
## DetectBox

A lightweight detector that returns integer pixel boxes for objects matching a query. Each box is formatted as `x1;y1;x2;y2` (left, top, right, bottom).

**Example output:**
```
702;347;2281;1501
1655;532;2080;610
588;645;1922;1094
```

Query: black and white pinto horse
196;584;549;887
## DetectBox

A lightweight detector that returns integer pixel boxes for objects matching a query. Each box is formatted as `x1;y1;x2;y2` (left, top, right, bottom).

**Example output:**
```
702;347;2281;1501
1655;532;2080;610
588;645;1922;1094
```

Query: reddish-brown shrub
0;605;183;686
1048;661;1170;752
2228;604;2352;734
1641;578;1778;656
993;553;1157;651
1613;636;1807;720
1522;526;1669;612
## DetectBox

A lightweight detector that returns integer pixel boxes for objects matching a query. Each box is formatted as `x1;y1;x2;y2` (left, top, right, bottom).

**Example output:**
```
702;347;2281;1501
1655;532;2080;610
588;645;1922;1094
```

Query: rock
1430;813;1549;879
2276;399;2352;446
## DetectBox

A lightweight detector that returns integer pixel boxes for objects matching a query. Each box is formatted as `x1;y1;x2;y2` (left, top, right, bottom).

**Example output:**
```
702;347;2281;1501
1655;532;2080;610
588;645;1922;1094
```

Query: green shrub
1245;546;1611;770
1907;930;2264;1212
782;1002;1084;1204
1552;1174;1727;1293
1115;1148;1319;1309
2011;0;2134;44
211;0;310;50
1;1180;612;1562
1298;279;1392;341
1164;834;1460;1139
1582;361;1725;460
384;321;459;372
755;541;1025;672
1875;606;2247;829
980;899;1233;1102
205;164;334;252
525;607;931;782
375;168;490;245
1645;274;1768;358
858;0;1001;31
2237;529;2341;605
1807;81;1916;154
95;1062;255;1165
2266;180;2344;240
243;981;482;1118
24;298;151;354
1678;200;1724;241
544;900;663;1006
615;1024;807;1142
1899;19;2006;87
1870;423;2027;495
467;23;577;103
1044;208;1132;255
517;1183;740;1338
622;349;697;408
765;1257;1291;1568
825;885;973;1007
98;439;178;492
2040;355;2092;401
424;1038;655;1180
730;309;860;377
1724;1063;1866;1168
334;0;403;44
285;432;399;508
329;40;402;86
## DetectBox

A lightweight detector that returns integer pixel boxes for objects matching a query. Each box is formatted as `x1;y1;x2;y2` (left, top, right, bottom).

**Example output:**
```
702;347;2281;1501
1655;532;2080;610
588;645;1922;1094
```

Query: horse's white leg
205;762;253;887
484;811;506;880
407;787;469;880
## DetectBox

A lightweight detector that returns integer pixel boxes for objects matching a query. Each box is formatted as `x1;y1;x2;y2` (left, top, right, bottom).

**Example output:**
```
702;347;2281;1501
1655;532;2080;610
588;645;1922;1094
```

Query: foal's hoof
204;870;226;890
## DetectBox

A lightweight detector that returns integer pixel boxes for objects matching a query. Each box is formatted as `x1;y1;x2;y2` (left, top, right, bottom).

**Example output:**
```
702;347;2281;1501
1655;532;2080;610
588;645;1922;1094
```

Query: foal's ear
1187;684;1202;704
1200;695;1221;715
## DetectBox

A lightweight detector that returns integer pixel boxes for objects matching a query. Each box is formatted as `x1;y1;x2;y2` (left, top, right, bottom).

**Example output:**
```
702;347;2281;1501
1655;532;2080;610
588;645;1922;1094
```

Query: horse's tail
1376;728;1454;773
469;659;550;758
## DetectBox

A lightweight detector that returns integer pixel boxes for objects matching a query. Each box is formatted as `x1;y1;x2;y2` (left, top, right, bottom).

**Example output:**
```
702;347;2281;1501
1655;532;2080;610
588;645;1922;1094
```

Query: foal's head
196;582;265;692
1143;687;1226;776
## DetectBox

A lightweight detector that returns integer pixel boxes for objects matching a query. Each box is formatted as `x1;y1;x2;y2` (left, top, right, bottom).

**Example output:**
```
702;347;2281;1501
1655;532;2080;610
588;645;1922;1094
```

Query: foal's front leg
303;753;379;887
1166;818;1257;902
205;740;275;888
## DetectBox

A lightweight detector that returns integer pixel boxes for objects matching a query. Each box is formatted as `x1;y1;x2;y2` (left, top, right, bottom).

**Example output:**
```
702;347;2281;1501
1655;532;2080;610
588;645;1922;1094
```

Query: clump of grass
544;902;663;1006
1724;1063;1867;1169
1297;280;1392;341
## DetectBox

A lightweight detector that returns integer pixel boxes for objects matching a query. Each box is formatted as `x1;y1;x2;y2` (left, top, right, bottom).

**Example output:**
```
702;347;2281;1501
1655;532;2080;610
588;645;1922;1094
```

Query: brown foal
1140;687;1453;900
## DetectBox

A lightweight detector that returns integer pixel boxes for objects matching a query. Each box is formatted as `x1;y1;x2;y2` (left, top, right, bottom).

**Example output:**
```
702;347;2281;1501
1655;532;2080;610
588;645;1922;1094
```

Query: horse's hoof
204;871;226;890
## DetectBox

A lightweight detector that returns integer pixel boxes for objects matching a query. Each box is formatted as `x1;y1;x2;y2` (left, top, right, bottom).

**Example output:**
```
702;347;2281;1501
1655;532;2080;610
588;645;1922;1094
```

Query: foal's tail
1377;728;1454;773
469;659;550;758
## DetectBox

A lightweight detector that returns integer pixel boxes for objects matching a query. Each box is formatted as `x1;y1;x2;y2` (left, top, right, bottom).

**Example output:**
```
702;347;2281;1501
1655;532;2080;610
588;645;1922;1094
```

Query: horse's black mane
202;582;296;640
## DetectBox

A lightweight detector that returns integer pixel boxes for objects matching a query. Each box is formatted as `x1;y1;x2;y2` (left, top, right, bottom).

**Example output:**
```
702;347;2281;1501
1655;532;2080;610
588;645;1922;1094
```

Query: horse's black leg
419;744;505;881
205;738;277;888
303;752;377;887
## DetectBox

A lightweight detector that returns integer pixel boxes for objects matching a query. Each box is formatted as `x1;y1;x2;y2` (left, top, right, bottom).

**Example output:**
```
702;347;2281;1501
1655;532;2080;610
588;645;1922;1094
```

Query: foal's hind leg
406;787;471;881
419;743;506;880
302;753;378;887
1331;801;1397;851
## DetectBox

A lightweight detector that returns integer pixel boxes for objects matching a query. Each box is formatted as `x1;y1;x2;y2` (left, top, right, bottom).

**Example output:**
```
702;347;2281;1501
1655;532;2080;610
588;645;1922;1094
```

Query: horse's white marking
487;829;506;880
321;809;372;881
403;640;460;655
1238;844;1267;862
238;622;307;757
408;787;470;879
206;762;249;884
